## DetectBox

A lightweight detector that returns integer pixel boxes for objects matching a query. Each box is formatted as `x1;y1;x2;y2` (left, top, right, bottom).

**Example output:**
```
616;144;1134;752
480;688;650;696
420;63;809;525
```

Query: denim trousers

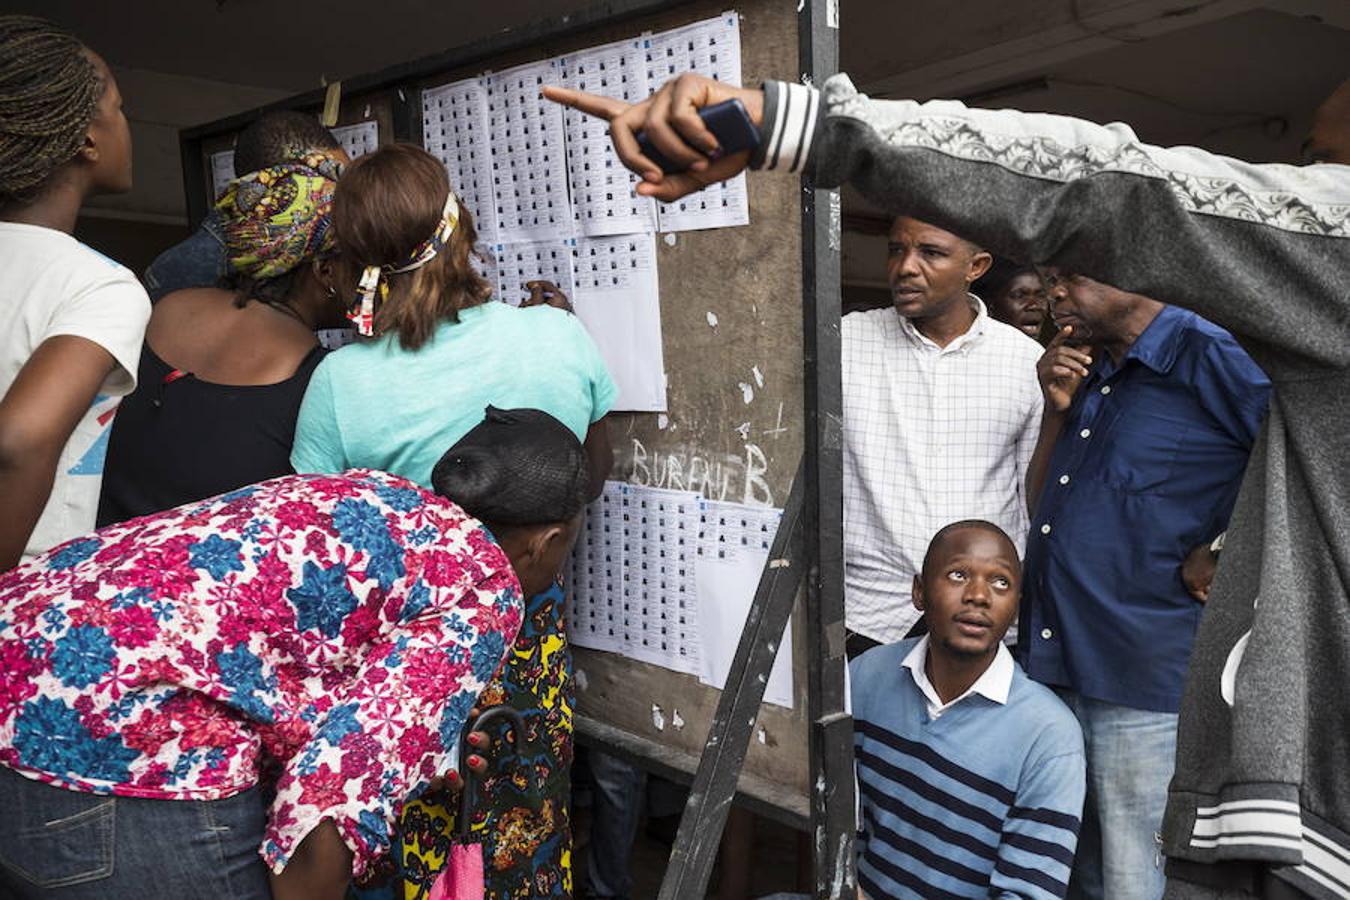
1058;691;1179;900
583;750;648;900
0;766;271;899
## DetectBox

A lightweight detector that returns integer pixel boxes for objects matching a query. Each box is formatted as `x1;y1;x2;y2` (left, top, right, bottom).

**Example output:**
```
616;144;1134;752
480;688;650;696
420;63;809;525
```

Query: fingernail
447;771;460;784
468;733;482;748
469;755;483;767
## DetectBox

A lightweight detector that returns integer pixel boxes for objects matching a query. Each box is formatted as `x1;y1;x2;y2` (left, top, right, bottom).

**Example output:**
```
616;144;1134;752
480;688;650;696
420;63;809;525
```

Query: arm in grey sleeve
756;78;1350;369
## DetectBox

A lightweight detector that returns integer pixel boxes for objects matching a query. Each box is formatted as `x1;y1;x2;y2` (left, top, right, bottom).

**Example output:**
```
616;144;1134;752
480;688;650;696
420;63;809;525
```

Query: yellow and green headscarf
216;153;338;281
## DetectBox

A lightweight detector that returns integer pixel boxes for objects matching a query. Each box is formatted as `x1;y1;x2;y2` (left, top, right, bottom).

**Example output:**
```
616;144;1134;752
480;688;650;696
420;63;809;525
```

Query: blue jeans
1058;692;1177;900
0;766;271;899
584;751;647;900
142;213;228;302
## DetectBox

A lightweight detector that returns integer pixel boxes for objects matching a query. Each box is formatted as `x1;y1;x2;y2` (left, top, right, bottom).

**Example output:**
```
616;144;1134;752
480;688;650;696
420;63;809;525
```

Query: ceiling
9;0;1346;281
12;0;1346;155
2;0;587;93
835;1;1350;287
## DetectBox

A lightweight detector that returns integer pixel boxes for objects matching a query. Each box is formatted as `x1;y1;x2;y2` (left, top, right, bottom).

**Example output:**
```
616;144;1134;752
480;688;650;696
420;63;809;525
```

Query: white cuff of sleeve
760;81;821;175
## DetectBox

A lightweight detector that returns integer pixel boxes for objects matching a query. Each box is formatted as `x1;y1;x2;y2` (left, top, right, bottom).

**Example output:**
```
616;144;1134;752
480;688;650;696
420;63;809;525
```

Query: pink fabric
428;843;485;900
0;470;523;878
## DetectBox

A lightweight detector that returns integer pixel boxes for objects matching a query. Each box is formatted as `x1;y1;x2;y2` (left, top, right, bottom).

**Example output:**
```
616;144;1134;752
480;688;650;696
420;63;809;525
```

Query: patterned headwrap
349;189;460;336
216;152;339;282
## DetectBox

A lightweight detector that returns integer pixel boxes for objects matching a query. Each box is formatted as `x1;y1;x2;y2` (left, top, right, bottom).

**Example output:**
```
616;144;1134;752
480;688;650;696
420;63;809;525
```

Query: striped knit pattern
851;639;1086;899
750;81;821;175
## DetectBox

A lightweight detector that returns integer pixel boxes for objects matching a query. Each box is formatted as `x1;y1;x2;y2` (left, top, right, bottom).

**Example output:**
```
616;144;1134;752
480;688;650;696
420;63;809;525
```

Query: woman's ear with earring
315;258;338;299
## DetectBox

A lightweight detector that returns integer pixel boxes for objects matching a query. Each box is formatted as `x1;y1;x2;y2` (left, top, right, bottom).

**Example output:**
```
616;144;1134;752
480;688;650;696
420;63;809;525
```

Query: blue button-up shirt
142;210;228;303
1017;306;1270;713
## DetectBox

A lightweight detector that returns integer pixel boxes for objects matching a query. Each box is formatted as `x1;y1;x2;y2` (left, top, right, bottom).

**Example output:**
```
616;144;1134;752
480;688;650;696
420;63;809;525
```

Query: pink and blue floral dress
0;470;522;879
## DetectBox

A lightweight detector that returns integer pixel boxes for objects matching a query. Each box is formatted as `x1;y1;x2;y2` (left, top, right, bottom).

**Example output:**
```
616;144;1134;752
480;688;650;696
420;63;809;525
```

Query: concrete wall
85;65;289;223
76;66;289;272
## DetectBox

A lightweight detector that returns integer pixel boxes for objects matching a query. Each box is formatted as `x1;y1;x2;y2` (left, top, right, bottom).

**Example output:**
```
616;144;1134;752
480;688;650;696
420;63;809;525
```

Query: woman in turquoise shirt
291;144;616;900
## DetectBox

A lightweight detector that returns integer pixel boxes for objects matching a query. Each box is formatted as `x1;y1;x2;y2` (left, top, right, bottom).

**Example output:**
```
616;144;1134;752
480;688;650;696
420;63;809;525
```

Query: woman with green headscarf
98;152;351;525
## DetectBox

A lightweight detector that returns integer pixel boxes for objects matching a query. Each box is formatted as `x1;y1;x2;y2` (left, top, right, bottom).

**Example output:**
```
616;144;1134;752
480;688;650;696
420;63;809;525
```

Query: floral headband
349;190;461;336
216;155;338;282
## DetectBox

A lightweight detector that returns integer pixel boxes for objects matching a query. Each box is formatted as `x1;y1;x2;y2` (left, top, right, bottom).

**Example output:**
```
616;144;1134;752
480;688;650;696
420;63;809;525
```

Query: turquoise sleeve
290;360;348;474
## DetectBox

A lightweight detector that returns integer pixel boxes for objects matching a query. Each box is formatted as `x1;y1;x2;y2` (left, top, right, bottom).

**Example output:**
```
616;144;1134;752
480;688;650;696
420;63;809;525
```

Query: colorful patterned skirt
354;584;574;900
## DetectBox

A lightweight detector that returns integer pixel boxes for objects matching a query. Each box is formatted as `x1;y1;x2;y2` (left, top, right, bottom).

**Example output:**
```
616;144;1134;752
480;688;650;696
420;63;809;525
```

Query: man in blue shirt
144;112;348;301
1019;271;1270;900
852;520;1085;899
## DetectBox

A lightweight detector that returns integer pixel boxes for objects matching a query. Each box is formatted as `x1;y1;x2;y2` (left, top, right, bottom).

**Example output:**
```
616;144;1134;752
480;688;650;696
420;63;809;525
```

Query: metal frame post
657;469;806;899
798;0;852;897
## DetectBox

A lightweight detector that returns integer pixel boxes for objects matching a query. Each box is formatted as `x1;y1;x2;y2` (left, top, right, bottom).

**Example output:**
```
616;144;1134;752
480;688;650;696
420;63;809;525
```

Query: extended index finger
541;85;629;121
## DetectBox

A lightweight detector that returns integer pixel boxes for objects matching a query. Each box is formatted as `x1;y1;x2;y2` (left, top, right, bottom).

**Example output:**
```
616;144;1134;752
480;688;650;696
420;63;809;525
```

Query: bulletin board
189;90;400;209
181;0;815;827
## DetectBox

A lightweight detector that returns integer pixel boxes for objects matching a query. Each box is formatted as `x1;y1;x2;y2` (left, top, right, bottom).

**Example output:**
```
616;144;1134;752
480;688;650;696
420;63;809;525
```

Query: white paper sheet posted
209;150;235;200
560;40;656;236
471;244;500;299
422;78;498;244
567;484;791;708
494;239;576;307
484;60;572;243
644;13;750;232
568;483;702;676
571;233;666;412
330;121;379;159
696;499;792;708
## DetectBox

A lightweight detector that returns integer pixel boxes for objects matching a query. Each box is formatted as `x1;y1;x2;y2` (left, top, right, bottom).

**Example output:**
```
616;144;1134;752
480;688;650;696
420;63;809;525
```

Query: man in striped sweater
850;520;1085;899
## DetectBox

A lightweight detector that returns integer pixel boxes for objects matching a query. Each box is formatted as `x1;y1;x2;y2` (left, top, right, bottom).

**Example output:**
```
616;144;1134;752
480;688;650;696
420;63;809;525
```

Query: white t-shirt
0;222;150;561
842;297;1044;642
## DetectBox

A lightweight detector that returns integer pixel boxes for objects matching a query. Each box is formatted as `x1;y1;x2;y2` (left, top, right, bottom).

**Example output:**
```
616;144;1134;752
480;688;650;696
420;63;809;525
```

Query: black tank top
97;343;326;527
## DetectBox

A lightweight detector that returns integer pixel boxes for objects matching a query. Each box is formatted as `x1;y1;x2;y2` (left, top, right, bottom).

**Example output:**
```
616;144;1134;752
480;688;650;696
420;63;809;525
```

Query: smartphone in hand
636;98;761;175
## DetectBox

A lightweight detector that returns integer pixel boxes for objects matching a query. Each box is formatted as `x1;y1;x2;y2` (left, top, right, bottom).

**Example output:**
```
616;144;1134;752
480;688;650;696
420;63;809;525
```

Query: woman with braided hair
0;15;149;571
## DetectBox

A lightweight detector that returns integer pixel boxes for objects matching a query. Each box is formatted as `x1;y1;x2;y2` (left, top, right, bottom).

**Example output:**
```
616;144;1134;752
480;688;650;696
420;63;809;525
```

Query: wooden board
583;0;807;804
195;92;396;208
404;0;809;805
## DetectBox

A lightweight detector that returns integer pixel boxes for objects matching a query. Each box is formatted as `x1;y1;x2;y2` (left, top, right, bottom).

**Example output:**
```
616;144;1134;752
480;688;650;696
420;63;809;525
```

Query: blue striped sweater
851;639;1086;899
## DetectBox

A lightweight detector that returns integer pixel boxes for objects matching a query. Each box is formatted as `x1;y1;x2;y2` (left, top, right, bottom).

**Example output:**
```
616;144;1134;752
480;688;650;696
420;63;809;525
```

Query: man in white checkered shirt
843;216;1044;653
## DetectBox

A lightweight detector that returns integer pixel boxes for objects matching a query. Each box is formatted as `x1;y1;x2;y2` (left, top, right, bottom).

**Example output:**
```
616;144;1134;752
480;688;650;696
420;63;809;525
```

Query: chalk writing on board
629;438;774;507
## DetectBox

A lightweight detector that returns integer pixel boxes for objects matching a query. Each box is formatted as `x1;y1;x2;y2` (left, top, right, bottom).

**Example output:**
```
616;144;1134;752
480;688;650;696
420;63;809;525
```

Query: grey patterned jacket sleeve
757;76;1350;371
754;75;1350;898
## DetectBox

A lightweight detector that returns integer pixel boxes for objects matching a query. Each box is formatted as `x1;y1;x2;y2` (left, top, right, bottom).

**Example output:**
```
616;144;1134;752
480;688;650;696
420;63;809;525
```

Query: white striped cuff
753;81;822;175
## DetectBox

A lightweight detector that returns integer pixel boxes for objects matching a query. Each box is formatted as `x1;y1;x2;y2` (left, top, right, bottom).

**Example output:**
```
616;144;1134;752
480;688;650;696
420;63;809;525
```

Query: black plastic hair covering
431;406;588;527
